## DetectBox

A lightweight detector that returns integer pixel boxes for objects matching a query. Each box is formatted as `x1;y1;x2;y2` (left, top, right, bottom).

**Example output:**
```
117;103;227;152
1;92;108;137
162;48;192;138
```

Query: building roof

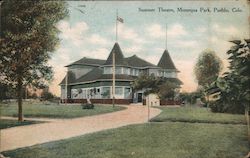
60;71;76;85
66;57;106;67
125;55;158;68
104;43;128;66
60;43;181;86
60;67;134;85
164;78;183;85
66;43;159;68
157;50;177;70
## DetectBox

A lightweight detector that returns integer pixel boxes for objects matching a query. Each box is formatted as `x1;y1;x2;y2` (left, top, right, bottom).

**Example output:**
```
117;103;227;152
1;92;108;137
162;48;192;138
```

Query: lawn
2;122;248;158
0;102;126;118
1;106;248;158
0;119;41;129
151;106;246;125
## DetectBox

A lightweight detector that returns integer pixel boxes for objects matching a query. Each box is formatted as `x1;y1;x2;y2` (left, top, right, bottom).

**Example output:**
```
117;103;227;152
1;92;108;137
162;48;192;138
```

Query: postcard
0;0;249;158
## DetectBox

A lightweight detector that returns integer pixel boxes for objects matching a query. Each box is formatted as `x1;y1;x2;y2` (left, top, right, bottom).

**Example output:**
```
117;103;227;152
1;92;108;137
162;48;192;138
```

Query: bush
40;91;55;101
81;103;94;109
209;101;245;114
209;102;224;113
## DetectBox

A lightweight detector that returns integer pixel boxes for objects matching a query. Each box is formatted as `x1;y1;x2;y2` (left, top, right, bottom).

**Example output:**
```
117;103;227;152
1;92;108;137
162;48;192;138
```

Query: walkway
0;105;161;152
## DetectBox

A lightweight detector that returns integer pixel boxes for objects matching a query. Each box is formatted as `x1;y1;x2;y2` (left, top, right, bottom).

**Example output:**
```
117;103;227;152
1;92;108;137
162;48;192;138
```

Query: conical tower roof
157;50;177;70
104;43;128;66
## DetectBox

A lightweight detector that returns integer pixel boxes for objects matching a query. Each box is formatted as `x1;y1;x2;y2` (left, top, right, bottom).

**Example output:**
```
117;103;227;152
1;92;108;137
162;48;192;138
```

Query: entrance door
137;93;142;102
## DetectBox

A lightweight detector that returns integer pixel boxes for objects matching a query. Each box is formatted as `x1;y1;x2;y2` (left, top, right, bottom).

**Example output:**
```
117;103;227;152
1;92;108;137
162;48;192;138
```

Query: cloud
123;45;143;55
57;20;89;46
49;48;73;66
174;40;198;48
146;23;188;39
82;48;110;59
112;24;146;44
212;24;238;35
144;55;160;65
88;34;111;46
146;24;164;38
197;27;207;33
169;24;187;37
208;35;234;57
57;20;111;47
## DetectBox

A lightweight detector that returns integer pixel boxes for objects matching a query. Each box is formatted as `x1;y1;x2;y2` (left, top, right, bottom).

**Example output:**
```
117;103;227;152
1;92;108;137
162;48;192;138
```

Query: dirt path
0;105;161;152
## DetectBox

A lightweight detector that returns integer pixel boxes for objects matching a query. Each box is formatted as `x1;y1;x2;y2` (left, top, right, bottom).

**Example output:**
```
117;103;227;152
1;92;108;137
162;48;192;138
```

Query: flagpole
116;9;118;42
113;10;117;108
166;24;168;50
65;70;68;105
112;50;115;108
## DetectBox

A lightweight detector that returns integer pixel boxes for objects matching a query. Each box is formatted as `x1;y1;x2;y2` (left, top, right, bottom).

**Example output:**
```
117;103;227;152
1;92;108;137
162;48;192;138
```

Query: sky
48;0;249;96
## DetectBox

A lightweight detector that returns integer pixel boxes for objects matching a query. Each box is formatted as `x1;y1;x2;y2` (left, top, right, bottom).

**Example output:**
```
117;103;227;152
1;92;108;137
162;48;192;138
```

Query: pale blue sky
49;0;249;96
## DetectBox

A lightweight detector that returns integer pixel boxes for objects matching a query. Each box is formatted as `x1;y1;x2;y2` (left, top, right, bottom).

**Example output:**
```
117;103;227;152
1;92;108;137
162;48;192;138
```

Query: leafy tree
194;49;223;87
0;1;68;121
0;83;15;101
209;39;250;114
133;74;158;96
41;90;55;101
132;74;180;100
194;49;223;107
179;91;201;105
158;81;178;100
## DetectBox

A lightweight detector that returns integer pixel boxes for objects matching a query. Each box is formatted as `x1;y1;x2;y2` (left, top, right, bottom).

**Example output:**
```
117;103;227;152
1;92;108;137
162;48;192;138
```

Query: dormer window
104;67;112;74
104;66;131;75
116;67;122;74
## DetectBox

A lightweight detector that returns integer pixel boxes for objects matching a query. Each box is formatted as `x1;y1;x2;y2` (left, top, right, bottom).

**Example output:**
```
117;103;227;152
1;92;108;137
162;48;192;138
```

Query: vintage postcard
0;0;249;158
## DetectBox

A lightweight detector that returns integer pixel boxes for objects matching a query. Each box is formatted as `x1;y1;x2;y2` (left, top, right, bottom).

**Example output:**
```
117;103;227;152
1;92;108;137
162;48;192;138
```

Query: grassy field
0;119;41;129
3;122;248;158
2;106;248;158
151;106;246;124
0;102;126;118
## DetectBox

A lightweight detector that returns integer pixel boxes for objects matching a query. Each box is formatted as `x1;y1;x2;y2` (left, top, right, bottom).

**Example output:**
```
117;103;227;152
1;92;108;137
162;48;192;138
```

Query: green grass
0;102;126;118
151;107;246;125
3;122;248;158
0;119;41;129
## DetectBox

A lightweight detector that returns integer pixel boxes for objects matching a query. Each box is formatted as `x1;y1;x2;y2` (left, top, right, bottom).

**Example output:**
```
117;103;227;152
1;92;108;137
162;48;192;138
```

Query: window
71;89;78;99
135;69;139;76
123;68;130;75
124;87;131;98
115;67;122;74
115;87;123;95
82;89;87;98
171;72;177;78
130;69;133;75
104;67;112;74
102;87;110;98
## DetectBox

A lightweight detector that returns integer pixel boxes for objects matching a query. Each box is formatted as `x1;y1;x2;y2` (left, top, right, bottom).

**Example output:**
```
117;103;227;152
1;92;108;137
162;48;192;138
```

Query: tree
209;39;250;114
194;49;223;87
179;91;201;105
0;83;16;101
158;81;178;100
41;91;55;101
132;74;180;100
0;1;68;121
194;49;223;107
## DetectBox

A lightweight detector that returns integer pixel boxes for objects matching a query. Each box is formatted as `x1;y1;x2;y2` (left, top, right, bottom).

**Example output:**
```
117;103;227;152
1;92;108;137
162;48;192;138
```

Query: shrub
81;103;94;109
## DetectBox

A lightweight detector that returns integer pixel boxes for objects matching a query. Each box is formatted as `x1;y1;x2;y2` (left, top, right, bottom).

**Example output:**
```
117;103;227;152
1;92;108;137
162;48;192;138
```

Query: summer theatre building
60;43;182;105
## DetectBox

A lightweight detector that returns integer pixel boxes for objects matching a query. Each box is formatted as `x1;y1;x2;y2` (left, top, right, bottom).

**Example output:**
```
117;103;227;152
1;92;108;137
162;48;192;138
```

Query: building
59;43;182;104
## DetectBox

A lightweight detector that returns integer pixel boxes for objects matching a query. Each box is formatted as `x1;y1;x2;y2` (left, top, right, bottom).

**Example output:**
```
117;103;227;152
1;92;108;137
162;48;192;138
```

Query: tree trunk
17;76;23;122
